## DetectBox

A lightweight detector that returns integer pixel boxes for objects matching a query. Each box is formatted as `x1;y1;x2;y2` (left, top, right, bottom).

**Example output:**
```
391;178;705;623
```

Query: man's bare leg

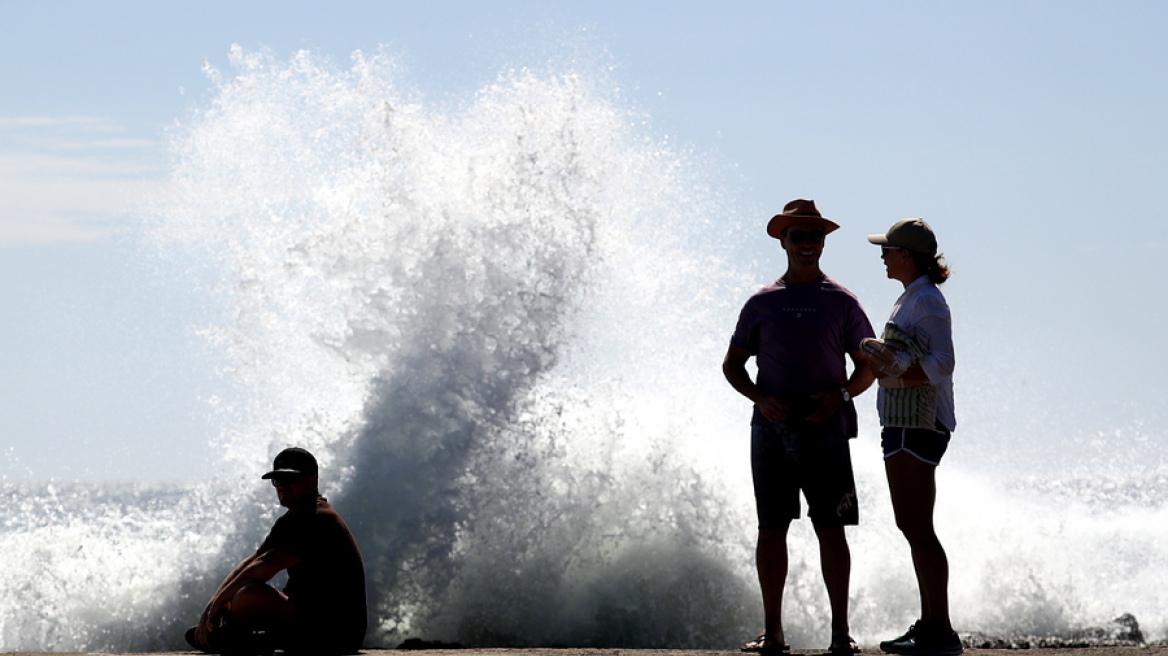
757;525;790;646
228;582;294;627
814;524;852;639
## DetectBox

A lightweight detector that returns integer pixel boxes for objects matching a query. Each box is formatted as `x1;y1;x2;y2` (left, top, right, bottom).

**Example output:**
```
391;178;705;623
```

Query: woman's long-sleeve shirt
879;275;956;431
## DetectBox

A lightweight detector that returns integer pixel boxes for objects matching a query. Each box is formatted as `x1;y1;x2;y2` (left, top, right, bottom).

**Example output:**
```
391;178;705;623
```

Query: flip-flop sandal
743;634;791;654
830;634;861;654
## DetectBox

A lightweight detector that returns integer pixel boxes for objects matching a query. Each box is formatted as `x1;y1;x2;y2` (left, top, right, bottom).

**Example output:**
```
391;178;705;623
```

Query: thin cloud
0;117;165;243
0;115;118;130
0;115;149;151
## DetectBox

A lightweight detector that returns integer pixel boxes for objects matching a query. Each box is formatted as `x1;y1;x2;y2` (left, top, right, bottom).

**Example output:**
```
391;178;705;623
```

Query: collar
905;274;931;292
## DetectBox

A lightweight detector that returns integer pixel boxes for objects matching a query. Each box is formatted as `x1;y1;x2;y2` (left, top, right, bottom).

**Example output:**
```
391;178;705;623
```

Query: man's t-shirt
730;274;875;434
259;496;367;651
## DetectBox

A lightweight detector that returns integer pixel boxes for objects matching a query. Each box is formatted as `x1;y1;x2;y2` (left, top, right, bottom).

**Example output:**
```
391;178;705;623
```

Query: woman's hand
861;337;913;379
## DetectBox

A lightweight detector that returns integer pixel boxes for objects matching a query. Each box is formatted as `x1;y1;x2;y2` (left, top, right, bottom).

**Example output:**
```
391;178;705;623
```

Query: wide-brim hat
766;198;841;239
868;218;937;254
261;447;319;479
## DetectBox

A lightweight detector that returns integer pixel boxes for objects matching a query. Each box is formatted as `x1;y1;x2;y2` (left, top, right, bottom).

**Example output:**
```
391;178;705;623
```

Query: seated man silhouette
187;447;367;655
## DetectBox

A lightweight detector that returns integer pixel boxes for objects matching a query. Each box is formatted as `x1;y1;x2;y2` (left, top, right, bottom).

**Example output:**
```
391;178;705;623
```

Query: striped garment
878;322;938;428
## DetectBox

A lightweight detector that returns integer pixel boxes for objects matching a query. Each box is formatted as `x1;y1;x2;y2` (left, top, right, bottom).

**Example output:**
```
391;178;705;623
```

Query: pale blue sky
1;1;1165;479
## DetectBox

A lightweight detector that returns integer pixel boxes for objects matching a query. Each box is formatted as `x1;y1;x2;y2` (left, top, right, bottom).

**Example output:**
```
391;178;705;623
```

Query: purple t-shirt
730;274;875;434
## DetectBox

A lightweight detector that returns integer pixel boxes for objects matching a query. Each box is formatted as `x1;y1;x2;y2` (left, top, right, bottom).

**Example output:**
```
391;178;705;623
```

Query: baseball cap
261;447;319;480
867;218;937;254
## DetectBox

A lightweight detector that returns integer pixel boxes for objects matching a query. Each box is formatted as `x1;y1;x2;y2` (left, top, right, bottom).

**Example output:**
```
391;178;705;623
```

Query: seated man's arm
196;549;300;645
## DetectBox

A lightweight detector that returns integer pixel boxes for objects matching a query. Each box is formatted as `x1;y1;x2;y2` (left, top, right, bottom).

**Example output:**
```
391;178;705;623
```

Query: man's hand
194;602;228;649
806;387;844;423
755;395;790;423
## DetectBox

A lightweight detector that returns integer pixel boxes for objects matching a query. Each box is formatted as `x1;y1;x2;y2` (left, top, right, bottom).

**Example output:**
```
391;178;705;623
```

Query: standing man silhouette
724;199;875;654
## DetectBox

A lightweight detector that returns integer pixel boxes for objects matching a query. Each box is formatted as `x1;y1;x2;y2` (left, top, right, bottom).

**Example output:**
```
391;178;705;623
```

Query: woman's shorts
750;423;858;530
881;424;951;465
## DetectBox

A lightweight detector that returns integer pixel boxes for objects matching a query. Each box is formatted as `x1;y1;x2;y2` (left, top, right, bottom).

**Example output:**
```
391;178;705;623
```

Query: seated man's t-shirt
259;496;367;652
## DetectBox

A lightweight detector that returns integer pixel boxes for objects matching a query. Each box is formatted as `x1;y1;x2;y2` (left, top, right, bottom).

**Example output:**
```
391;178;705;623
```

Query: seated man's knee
229;583;293;626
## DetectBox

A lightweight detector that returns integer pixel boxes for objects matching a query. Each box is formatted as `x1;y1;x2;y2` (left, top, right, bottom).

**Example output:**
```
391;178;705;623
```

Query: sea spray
147;47;759;648
0;480;239;650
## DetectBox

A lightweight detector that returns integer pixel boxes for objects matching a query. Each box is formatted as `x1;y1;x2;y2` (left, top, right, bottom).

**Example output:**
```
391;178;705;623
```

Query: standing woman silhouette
864;219;962;656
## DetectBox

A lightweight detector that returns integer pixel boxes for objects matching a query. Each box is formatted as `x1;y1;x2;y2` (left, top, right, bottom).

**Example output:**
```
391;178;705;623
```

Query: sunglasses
880;246;904;256
270;475;303;487
785;230;825;245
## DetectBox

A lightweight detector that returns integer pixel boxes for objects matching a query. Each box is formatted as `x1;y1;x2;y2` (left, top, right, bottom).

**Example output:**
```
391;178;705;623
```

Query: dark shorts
750;423;858;530
287;597;366;655
881;424;952;465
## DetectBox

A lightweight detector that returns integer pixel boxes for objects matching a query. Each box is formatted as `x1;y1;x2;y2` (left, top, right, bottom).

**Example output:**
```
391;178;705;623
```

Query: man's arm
723;344;788;423
807;349;876;422
845;349;876;397
195;549;300;646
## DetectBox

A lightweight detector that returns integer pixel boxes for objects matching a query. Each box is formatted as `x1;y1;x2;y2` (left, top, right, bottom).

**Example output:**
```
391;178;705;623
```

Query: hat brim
868;233;936;253
767;215;841;240
261;468;309;479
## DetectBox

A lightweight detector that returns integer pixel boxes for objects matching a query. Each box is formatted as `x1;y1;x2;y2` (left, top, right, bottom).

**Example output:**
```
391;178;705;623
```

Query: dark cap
868;218;938;254
261;447;318;480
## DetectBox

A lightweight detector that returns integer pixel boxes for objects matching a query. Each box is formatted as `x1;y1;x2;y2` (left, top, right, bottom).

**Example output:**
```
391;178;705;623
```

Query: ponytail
911;251;951;284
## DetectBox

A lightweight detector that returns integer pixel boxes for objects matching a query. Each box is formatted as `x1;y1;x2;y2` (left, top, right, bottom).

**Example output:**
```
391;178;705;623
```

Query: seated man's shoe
185;627;203;651
184;625;276;656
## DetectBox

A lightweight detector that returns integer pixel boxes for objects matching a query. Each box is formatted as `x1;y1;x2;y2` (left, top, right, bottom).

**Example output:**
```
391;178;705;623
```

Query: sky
0;1;1165;480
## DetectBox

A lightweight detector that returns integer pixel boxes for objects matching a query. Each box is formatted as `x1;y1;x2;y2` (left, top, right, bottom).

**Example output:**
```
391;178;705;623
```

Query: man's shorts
288;597;365;655
881;423;951;465
750;423;858;530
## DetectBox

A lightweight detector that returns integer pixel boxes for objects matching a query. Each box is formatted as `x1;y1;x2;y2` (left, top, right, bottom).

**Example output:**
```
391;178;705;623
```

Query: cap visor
261;468;303;479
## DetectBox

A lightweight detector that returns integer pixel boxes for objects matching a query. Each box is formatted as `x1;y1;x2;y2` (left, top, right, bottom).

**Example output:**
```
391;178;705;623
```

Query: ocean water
2;47;1166;652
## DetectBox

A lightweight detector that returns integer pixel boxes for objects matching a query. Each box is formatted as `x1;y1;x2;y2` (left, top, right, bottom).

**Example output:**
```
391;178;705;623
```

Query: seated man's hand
195;602;229;649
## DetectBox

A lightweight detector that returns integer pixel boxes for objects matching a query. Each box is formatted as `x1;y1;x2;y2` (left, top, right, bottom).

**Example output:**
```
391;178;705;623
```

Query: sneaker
183;625;276;656
880;622;919;653
185;627;203;651
881;620;962;656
